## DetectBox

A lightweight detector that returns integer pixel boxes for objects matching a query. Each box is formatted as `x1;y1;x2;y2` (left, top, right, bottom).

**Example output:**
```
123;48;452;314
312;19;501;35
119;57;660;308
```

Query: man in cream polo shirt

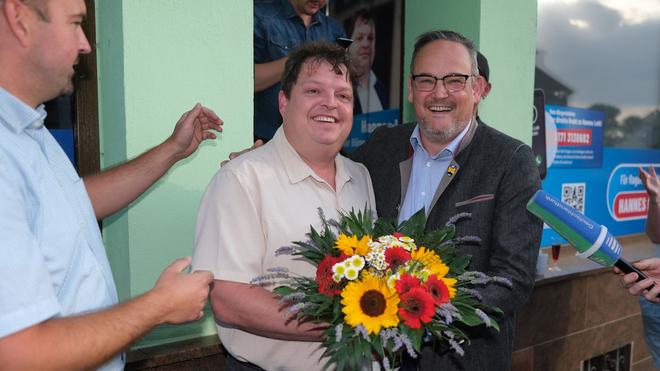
193;42;375;371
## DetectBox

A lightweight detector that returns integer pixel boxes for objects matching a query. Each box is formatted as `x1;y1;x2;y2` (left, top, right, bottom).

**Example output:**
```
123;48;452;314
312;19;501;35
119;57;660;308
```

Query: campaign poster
539;147;659;247
332;1;403;152
545;105;604;168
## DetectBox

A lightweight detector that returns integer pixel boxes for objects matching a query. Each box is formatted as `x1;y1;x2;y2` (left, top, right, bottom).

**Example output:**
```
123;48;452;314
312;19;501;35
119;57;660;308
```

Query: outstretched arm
0;257;213;370
254;58;287;92
84;104;222;220
640;166;660;243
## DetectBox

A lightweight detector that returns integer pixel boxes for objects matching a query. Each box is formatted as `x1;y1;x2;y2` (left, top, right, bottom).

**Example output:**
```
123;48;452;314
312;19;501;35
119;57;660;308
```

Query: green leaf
371;333;384;358
454;303;484;327
423;226;454;248
449;254;471;273
399;326;424;353
398;208;427;240
272;286;295;297
373;217;397;237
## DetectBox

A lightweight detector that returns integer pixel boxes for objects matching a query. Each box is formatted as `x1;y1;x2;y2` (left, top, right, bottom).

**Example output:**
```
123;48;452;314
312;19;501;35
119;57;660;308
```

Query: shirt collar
0;86;47;133
282;0;323;26
410;118;472;159
368;70;378;88
274;126;350;187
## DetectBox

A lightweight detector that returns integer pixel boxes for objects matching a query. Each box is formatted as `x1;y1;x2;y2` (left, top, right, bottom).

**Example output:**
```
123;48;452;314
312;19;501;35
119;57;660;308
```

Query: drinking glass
548;244;562;272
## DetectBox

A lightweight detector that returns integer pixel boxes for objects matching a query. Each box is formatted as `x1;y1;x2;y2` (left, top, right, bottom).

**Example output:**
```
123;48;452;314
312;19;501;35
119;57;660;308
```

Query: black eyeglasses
411;73;472;92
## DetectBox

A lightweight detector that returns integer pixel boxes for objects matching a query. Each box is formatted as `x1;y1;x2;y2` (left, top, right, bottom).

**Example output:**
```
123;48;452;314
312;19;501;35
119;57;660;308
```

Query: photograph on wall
331;0;403;151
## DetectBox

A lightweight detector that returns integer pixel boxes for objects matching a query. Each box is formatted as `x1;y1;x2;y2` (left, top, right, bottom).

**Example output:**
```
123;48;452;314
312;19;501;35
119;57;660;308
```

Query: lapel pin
447;165;458;177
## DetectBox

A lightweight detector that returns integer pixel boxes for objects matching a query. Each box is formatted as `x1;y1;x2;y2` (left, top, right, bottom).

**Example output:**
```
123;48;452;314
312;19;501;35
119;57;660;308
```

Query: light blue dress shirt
0;87;122;370
398;122;471;223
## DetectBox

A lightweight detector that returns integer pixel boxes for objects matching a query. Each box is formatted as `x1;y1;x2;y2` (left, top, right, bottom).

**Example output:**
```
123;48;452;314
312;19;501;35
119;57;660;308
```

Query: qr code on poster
562;183;586;214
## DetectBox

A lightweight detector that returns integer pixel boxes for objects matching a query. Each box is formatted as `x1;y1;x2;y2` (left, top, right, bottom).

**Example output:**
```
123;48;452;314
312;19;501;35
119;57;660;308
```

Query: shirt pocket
268;34;299;58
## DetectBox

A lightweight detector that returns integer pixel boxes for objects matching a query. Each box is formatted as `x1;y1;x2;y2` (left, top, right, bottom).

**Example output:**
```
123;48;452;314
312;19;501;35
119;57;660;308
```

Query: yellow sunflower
426;261;449;278
441;276;457;299
335;234;371;256
411;247;449;276
341;274;400;334
354;235;371;256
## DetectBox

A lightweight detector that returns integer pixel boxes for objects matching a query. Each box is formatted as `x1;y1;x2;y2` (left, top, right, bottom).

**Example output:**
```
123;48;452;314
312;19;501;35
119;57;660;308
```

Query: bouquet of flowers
252;209;510;370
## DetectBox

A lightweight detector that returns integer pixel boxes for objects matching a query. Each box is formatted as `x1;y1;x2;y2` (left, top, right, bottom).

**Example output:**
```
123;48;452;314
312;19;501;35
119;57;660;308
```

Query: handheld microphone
527;190;648;283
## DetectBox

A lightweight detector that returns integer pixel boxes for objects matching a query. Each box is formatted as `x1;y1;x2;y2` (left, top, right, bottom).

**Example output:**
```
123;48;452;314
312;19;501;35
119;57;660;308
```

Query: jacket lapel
399;156;413;210
427;119;479;213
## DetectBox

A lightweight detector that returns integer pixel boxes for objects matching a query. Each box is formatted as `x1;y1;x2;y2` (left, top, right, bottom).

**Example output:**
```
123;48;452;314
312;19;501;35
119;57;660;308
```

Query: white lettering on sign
617;197;647;214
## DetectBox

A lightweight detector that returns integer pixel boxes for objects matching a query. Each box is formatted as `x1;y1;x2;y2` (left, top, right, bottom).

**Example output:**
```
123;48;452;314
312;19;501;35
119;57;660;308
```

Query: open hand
220;139;264;167
168;104;223;160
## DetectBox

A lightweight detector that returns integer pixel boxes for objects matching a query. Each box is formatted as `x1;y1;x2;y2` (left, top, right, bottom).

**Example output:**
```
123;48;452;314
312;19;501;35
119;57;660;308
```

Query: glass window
535;0;660;149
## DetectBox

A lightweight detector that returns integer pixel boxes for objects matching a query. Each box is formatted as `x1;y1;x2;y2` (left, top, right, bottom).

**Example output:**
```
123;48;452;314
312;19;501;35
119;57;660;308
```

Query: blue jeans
641;296;660;368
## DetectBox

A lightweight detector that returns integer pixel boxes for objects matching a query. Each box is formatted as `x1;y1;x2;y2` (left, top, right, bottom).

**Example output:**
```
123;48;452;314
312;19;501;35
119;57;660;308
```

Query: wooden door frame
74;0;100;177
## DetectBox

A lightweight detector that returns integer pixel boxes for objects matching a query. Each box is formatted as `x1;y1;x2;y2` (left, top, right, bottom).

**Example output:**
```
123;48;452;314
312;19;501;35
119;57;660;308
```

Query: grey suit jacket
352;120;542;371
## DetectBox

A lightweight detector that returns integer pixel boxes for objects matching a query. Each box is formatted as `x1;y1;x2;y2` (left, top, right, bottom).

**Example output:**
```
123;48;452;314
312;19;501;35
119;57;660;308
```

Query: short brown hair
411;30;478;76
344;8;374;37
280;41;356;99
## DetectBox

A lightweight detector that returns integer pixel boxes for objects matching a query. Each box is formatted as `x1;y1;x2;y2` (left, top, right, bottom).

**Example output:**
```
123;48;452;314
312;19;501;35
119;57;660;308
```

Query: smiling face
348;17;375;79
279;59;353;156
26;0;91;103
408;39;481;152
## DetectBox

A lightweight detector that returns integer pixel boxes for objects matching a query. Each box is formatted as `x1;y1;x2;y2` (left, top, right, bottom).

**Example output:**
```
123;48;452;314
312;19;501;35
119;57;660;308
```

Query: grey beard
419;118;469;144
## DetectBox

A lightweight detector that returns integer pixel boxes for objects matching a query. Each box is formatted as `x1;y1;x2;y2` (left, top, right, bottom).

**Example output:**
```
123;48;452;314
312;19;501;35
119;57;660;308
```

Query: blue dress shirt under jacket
398;122;471;223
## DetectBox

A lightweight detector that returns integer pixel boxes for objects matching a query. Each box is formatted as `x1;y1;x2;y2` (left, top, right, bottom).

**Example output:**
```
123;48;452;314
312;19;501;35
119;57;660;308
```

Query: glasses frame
411;73;473;93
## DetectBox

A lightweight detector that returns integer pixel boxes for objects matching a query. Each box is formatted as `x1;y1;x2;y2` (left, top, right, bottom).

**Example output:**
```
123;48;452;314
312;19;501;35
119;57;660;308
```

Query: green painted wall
403;0;481;124
478;1;537;144
403;0;537;144
94;0;536;350
96;0;253;348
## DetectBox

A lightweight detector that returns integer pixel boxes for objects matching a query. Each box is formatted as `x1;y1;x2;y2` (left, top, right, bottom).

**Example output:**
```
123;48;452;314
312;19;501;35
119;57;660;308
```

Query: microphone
527;190;648;282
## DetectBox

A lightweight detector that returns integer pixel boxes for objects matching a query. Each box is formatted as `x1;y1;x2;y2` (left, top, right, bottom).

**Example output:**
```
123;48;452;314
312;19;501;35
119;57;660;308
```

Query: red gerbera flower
425;275;450;306
395;273;421;294
392;232;404;238
316;254;345;296
398;287;435;329
385;247;412;269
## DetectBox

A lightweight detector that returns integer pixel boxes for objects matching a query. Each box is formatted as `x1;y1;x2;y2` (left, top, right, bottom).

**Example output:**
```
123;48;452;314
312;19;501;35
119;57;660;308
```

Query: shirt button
426;162;432;167
421;191;426;196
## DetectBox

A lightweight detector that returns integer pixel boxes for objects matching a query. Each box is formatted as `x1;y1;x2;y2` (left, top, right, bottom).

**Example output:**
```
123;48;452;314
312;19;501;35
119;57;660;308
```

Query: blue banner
344;108;400;152
540;147;660;247
546;105;604;168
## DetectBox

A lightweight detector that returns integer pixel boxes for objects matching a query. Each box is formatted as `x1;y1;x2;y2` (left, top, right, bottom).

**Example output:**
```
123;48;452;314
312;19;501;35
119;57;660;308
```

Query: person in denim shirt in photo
253;0;345;142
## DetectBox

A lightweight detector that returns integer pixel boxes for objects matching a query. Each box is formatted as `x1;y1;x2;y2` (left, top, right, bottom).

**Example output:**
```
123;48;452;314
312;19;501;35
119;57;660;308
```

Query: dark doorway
43;0;99;177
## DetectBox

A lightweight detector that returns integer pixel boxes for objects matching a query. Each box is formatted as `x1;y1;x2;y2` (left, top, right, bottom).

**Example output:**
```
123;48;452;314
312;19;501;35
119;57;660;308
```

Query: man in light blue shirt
0;0;221;369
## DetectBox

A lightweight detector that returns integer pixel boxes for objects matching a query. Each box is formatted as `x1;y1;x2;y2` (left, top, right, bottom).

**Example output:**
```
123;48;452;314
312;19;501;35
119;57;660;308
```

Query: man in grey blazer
352;30;542;370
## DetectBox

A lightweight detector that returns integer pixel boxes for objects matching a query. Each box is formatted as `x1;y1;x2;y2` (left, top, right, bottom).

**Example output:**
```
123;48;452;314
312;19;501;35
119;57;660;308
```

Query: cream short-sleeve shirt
193;127;376;371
